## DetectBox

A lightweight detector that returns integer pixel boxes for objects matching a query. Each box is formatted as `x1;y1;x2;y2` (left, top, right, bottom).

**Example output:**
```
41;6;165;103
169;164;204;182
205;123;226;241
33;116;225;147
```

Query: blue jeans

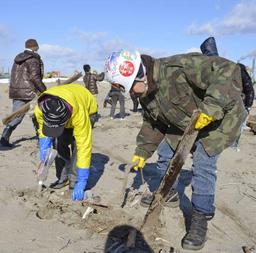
8;99;28;128
156;139;219;215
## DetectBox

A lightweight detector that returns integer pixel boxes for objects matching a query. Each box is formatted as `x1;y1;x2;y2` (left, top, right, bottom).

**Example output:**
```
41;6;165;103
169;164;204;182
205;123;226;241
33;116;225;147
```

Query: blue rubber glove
72;168;90;201
39;137;53;161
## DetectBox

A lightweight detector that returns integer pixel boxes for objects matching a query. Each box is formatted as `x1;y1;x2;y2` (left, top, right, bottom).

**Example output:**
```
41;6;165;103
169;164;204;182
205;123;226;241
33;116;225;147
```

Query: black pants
54;128;77;187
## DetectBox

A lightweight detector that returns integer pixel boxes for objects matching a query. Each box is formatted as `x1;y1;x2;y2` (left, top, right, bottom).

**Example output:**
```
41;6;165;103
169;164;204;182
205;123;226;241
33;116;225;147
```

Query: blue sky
0;0;256;75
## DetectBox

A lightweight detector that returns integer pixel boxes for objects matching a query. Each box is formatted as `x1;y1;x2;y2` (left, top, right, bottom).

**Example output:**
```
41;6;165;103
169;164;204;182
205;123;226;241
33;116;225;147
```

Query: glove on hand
72;168;90;201
195;112;215;130
132;155;146;171
39;137;53;161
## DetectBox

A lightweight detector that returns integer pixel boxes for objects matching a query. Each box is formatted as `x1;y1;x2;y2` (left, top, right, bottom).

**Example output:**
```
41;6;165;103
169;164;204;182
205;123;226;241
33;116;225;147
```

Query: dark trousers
130;94;139;112
110;93;125;118
54;128;77;187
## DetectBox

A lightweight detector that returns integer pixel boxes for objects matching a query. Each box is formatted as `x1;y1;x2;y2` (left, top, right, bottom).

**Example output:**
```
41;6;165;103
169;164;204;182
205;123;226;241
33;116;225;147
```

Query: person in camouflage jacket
83;64;104;95
105;49;247;250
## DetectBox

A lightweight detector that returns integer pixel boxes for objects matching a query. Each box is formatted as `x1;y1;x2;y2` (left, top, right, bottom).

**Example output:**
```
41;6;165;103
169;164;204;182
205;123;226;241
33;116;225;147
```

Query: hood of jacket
14;50;40;64
141;54;158;95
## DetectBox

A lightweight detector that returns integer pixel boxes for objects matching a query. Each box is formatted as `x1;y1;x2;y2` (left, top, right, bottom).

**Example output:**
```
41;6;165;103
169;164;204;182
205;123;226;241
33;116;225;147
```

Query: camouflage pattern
135;53;247;158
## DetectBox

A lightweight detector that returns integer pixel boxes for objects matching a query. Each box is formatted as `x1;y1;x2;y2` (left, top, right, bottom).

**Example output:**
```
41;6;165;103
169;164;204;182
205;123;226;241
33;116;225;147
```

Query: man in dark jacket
105;49;247;250
0;39;46;147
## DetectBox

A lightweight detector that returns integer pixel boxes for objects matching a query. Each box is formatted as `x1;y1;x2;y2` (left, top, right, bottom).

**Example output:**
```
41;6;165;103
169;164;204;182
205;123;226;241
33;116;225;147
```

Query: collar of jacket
141;54;158;95
23;50;41;59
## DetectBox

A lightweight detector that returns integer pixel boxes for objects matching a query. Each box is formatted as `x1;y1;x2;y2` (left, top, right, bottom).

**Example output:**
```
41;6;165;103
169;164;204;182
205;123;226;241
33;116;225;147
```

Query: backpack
238;63;255;110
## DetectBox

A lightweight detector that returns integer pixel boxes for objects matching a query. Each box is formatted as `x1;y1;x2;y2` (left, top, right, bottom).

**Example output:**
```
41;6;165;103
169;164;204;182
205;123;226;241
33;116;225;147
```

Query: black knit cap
40;96;71;137
83;64;91;72
25;39;39;50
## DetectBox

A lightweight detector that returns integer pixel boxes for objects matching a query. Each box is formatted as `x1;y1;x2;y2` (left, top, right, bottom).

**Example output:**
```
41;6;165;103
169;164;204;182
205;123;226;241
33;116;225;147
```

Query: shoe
181;210;208;250
120;118;125;120
140;188;179;208
49;179;69;189
0;137;13;147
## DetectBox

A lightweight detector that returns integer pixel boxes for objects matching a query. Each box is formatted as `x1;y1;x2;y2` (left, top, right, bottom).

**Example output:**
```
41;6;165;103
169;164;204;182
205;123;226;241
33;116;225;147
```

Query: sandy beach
0;80;256;253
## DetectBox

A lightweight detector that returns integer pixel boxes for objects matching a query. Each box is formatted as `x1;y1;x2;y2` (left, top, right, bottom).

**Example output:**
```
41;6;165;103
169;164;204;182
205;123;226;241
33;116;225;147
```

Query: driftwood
2;94;38;125
57;71;82;85
140;110;200;238
247;114;256;133
2;71;82;125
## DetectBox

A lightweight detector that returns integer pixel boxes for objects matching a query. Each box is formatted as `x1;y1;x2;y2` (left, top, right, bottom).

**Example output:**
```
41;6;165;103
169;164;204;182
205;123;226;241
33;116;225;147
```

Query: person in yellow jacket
34;83;98;201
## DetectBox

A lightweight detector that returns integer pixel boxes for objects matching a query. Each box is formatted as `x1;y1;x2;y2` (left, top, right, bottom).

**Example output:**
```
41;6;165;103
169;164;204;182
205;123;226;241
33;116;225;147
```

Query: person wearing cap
83;64;105;96
34;83;98;201
105;49;247;250
0;39;46;147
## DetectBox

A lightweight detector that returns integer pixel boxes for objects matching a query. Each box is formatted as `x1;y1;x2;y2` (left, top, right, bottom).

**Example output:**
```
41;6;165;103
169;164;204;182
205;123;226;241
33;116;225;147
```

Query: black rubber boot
140;188;179;208
181;210;208;250
0;125;14;147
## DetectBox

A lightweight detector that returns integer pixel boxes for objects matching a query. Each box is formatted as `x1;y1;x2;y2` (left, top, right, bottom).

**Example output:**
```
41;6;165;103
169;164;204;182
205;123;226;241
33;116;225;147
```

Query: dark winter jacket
83;72;104;95
9;50;46;100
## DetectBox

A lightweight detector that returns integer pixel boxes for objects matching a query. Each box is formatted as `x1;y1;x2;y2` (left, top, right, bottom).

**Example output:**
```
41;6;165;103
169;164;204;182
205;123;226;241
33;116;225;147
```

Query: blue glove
72;168;90;201
39;137;53;161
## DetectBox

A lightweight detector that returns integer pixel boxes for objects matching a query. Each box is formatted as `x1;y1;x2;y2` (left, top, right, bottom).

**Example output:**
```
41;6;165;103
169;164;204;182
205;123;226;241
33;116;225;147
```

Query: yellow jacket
34;83;98;168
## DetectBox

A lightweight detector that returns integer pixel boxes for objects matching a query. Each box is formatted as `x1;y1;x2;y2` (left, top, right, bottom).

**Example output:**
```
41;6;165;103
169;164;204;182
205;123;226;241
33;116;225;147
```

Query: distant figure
0;38;46;147
83;64;104;96
109;83;125;120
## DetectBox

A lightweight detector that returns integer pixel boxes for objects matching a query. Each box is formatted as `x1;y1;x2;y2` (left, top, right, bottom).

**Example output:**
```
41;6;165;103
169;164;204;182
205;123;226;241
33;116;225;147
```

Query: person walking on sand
109;83;125;120
34;83;98;200
105;49;247;250
0;39;46;147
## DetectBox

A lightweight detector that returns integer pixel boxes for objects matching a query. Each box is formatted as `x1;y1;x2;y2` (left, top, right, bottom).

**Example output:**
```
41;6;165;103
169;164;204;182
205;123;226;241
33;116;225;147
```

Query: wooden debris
2;71;82;125
242;246;255;253
246;114;256;133
140;110;200;238
82;206;94;220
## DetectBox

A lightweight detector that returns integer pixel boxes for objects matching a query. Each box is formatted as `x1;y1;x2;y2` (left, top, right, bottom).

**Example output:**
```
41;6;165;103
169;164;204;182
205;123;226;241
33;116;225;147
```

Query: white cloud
39;44;88;74
72;28;107;44
239;48;256;61
187;1;256;35
40;44;75;58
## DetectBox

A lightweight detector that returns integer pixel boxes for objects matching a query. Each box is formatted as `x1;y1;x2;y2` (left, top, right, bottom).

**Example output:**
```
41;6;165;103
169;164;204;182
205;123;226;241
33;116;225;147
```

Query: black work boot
140;188;179;208
181;210;208;250
0;125;14;147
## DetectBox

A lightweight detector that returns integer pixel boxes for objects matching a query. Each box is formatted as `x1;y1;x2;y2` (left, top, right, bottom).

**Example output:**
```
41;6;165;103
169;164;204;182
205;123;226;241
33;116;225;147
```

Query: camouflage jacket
83;72;104;95
135;53;247;158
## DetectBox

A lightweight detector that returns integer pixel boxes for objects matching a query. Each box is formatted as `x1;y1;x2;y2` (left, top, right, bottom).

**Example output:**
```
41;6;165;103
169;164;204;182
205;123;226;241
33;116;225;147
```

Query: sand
0;80;256;253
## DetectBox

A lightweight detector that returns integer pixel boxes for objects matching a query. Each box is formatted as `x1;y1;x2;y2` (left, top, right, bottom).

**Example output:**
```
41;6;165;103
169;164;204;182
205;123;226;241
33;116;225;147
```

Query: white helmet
105;49;141;93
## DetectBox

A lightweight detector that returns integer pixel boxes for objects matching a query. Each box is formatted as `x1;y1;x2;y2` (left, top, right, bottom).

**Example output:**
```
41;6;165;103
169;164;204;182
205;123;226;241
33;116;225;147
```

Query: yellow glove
132;155;146;171
195;112;215;130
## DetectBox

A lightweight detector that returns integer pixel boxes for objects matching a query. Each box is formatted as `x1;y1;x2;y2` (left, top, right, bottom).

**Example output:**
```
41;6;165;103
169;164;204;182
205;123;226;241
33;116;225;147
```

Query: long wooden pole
2;72;82;125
